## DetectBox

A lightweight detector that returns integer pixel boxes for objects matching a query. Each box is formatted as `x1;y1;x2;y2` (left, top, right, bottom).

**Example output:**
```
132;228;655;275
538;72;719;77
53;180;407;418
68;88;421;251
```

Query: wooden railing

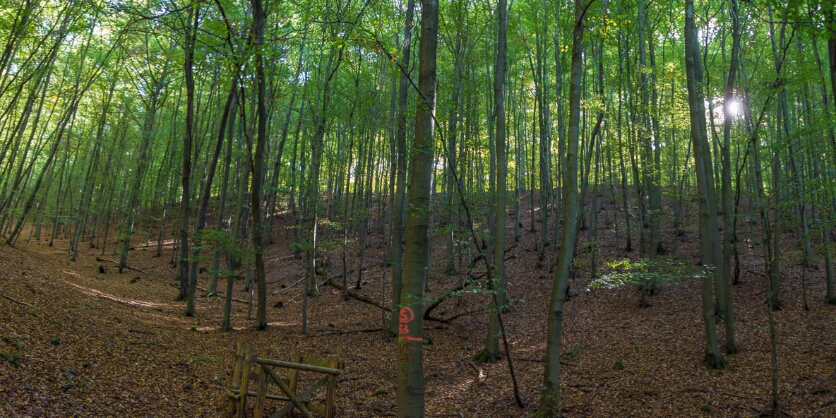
226;342;343;418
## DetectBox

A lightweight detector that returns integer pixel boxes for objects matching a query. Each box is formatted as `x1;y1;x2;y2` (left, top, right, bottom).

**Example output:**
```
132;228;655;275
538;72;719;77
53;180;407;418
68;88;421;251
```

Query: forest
0;0;835;416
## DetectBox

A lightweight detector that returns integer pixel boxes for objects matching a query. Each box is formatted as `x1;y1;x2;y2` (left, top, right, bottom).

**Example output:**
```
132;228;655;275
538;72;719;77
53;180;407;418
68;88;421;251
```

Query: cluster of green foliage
588;258;710;291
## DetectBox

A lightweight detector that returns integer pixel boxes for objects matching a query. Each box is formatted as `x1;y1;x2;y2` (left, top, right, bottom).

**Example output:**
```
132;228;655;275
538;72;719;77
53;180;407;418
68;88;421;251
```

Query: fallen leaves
0;193;834;417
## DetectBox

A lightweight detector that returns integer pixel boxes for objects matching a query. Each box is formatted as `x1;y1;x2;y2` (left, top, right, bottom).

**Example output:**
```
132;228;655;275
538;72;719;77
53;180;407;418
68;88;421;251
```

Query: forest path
0;238;230;417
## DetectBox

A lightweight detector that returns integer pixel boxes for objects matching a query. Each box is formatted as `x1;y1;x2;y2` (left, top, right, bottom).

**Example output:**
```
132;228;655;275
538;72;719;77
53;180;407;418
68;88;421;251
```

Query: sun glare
727;100;740;116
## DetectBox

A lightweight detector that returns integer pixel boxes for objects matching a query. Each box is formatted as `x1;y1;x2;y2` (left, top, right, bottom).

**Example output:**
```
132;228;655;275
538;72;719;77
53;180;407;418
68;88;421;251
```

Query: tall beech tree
396;0;438;414
540;0;586;413
685;0;725;370
474;0;509;365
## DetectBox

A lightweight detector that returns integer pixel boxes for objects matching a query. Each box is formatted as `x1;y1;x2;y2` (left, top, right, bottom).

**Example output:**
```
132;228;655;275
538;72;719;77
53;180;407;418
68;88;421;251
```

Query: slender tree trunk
539;1;585;414
389;0;414;339
121;61;170;272
720;0;741;354
475;0;508;364
248;0;268;330
617;38;632;252
396;0;437;414
445;34;462;276
181;4;199;315
72;78;115;260
189;81;235;308
685;0;726;370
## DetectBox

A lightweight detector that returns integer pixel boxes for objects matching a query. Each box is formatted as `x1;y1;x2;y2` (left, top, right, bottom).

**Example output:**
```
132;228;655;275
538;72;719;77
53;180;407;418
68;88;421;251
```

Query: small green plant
63;377;88;392
757;326;782;332
589;258;707;290
371;389;386;397
561;344;583;361
0;350;20;365
194;354;218;363
589;258;709;307
2;337;24;349
700;405;711;412
534;386;563;416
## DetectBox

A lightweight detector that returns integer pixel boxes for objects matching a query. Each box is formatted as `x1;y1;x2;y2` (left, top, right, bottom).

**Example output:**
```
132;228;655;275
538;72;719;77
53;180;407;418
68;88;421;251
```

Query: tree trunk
396;0;437;414
720;0;740;354
685;0;726;370
389;0;414;339
475;0;508;364
248;0;268;330
181;4;199;316
539;1;585;414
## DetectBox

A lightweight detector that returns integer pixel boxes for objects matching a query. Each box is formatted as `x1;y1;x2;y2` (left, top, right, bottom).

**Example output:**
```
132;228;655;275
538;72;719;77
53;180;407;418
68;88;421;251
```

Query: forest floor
1;192;836;417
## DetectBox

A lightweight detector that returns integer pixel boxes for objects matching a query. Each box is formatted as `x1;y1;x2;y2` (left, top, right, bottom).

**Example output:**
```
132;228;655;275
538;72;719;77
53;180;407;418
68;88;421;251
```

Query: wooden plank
227;342;245;417
306;403;326;414
249;373;287;386
288;352;301;393
262;365;315;418
269;375;329;418
254;349;271;418
299;356;331;368
243;391;290;402
325;359;338;418
237;344;253;418
254;356;342;376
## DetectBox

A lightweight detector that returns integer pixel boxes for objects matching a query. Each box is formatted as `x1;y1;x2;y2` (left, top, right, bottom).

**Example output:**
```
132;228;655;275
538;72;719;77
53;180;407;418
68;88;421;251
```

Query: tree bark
389;0;415;338
720;0;741;354
685;0;726;370
475;0;508;364
248;0;268;330
181;4;199;316
396;0;437;414
539;1;586;414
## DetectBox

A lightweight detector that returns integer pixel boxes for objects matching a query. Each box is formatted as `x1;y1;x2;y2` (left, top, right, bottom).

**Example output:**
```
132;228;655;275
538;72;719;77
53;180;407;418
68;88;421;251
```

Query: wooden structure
226;342;343;418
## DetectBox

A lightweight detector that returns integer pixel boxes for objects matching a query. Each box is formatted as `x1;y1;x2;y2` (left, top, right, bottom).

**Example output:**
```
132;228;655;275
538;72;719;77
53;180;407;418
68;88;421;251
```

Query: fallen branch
269;277;305;291
277;276;335;307
271;273;343;290
196;286;248;304
96;257;146;273
328;276;391;312
425;310;471;323
716;391;768;402
422;255;514;320
746;269;766;278
687;388;768;403
1;294;34;308
283;292;303;305
423;282;471;320
517;358;573;366
316;328;383;336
